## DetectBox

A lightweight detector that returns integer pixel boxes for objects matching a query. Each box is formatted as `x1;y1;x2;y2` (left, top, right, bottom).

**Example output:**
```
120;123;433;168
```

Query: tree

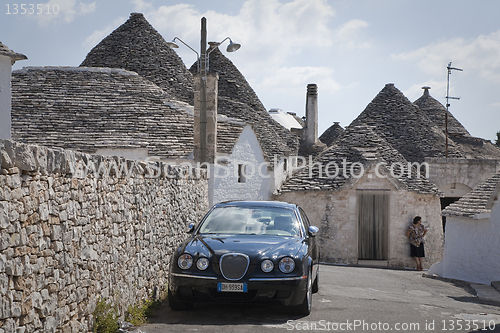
496;131;500;147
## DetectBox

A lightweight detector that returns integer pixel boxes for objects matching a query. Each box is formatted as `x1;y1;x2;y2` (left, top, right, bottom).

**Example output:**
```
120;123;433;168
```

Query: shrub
93;299;120;333
125;299;161;326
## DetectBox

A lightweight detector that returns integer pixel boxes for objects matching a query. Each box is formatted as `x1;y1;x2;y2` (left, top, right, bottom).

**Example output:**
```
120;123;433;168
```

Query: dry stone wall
0;140;209;333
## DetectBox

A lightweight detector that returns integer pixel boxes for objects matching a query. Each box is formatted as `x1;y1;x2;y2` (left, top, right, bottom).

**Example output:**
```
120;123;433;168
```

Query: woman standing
406;216;428;271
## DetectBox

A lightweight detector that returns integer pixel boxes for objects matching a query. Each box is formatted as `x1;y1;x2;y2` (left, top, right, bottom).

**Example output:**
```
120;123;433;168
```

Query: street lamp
166;17;241;163
166;17;240;75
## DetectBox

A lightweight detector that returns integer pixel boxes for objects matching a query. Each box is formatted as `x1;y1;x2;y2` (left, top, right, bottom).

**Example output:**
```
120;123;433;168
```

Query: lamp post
167;17;240;163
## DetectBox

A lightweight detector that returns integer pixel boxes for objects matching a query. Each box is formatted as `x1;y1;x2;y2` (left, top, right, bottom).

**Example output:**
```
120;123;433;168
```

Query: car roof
214;200;298;210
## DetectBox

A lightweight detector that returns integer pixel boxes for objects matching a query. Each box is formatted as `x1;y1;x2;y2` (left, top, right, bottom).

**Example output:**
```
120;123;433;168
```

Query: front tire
312;269;319;294
168;289;194;311
294;270;312;316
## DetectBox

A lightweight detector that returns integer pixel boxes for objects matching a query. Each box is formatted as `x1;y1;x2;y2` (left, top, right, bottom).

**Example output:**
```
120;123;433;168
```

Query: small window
238;164;246;183
283;158;288;171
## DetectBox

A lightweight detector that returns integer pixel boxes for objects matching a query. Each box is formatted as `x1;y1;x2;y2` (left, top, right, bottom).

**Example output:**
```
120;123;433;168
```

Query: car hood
181;234;305;260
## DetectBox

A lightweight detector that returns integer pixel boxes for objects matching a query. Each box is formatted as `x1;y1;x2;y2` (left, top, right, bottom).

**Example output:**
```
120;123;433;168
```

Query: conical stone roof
80;13;193;104
414;87;500;159
319;122;344;146
413;87;470;136
190;46;299;163
349;83;465;162
279;124;441;194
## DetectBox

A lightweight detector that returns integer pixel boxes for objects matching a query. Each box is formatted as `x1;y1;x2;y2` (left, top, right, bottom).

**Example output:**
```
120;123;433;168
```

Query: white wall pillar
0;42;27;140
0;55;12;139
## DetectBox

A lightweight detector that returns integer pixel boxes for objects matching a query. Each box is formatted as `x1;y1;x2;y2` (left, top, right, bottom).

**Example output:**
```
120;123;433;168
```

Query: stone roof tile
414;87;500;160
0;41;27;63
80;13;193;104
349;83;466;162
12;67;247;159
319;122;344;146
413;87;470;136
279;124;441;195
11;67;194;159
189;46;299;164
216;118;246;155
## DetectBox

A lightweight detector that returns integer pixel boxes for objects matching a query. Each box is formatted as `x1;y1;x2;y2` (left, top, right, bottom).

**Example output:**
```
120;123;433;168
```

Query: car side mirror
308;226;319;237
187;223;195;233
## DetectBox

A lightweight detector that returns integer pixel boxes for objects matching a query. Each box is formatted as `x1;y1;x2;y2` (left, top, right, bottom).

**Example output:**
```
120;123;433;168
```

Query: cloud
139;0;335;67
392;30;500;82
131;0;155;13
34;0;96;26
334;19;371;49
258;66;341;94
336;19;367;38
403;79;447;102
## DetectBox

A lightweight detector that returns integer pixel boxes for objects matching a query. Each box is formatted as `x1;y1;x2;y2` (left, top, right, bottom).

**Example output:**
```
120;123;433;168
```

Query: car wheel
167;288;194;311
294;269;312;316
312;269;319;294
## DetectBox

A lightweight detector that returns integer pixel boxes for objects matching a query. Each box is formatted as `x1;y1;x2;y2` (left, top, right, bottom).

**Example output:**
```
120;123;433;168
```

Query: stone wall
0;140;209;332
426;158;499;196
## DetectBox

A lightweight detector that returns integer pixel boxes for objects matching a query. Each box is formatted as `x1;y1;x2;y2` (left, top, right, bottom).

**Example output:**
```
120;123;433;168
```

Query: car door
298;207;319;275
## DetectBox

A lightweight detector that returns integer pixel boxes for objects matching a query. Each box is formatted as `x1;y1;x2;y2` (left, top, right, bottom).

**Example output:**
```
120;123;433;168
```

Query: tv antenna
445;62;463;158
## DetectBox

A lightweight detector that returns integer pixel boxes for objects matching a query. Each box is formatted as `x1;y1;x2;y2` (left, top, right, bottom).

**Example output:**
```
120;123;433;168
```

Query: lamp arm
206;37;232;56
172;37;200;59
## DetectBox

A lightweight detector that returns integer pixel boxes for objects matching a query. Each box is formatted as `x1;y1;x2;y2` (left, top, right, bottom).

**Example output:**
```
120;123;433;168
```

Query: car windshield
198;206;301;237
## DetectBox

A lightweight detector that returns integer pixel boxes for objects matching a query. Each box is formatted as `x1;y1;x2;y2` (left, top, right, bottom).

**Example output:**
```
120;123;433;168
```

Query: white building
430;173;500;285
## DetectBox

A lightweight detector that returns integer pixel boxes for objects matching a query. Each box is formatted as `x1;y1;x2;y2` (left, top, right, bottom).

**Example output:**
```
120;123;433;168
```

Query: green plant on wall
125;299;160;326
93;299;120;333
496;131;500;147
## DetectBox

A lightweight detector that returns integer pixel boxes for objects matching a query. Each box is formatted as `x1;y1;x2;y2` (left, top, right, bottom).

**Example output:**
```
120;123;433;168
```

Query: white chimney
0;42;27;140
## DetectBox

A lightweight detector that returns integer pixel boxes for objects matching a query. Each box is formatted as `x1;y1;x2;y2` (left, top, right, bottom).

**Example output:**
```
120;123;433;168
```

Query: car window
198;206;300;237
299;207;311;229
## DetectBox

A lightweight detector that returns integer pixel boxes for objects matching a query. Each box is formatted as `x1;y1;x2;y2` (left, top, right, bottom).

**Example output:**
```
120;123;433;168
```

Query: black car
168;200;320;315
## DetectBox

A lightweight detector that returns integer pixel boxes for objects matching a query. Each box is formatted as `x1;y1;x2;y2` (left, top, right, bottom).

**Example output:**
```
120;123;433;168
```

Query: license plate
217;282;247;292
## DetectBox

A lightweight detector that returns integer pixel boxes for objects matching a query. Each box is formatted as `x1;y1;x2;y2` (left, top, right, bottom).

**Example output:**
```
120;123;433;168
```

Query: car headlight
178;254;193;270
261;259;274;273
196;257;210;271
279;257;295;273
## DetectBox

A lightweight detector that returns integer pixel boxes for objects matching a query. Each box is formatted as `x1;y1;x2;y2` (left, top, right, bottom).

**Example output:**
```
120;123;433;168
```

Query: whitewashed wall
438;200;500;285
0;55;12;140
211;125;272;205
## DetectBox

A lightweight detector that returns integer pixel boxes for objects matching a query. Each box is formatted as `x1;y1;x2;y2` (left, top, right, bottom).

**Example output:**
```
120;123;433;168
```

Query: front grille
219;253;250;280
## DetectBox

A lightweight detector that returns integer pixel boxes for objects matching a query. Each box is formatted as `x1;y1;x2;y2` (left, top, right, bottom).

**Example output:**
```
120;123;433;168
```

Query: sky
2;0;500;142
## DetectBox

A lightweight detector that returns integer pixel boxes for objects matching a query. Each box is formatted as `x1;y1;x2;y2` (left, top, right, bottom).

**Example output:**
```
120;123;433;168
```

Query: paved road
139;265;500;333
